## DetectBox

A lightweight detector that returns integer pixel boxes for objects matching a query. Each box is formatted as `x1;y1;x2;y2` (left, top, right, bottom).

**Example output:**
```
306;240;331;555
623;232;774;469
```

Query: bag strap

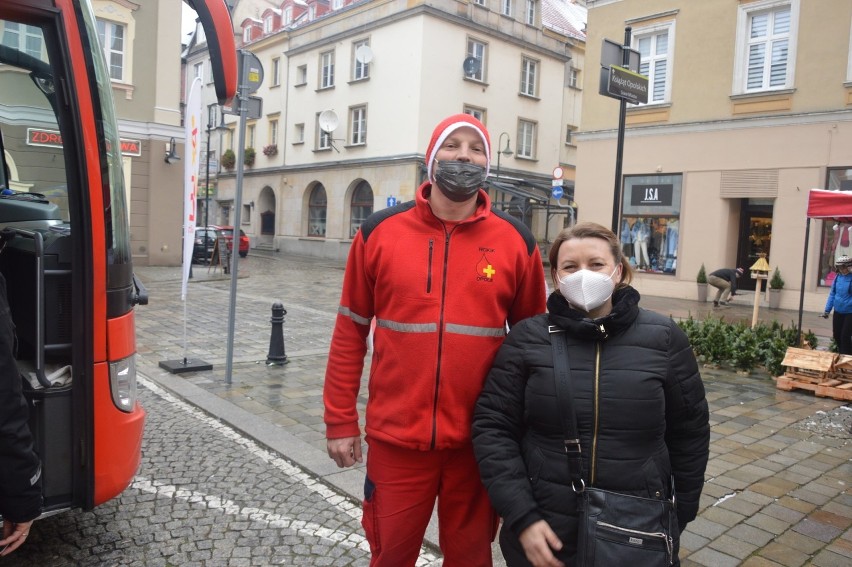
548;325;585;491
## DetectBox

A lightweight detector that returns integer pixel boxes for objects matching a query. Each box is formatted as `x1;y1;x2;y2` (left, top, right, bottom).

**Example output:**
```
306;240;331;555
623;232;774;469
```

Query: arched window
350;181;373;237
308;184;327;237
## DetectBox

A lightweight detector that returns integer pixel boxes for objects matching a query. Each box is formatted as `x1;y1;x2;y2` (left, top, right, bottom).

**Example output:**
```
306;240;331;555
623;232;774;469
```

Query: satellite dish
318;109;339;133
355;45;374;64
462;56;481;77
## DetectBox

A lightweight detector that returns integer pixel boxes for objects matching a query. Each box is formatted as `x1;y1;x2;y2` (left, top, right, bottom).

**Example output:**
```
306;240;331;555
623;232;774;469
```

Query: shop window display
620;173;683;275
817;168;852;286
620;217;679;273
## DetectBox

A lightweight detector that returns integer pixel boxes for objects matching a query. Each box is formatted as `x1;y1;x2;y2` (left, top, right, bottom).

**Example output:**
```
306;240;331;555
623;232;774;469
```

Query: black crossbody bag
549;325;678;566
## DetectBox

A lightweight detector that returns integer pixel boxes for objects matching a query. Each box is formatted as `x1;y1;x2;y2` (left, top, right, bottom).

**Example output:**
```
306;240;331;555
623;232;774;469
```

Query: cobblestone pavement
77;253;852;565
4;375;441;566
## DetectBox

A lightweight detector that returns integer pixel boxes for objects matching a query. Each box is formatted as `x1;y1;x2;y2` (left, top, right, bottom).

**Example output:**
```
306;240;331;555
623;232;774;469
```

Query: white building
186;0;587;260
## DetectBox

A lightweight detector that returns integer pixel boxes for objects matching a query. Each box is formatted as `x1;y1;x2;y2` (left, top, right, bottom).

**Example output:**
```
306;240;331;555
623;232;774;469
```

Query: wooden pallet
775;375;852;401
780;348;836;384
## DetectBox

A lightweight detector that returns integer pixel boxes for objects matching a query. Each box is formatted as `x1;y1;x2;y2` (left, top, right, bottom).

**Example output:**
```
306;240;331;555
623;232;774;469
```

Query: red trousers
362;437;497;567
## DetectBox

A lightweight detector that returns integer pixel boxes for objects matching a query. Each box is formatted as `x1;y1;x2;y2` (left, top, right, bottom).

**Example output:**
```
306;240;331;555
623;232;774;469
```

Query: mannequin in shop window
834;223;852;265
631;218;650;270
620;218;633;263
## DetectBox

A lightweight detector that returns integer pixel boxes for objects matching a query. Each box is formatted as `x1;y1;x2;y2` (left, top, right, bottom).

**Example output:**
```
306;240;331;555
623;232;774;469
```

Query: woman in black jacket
0;271;42;556
472;222;709;567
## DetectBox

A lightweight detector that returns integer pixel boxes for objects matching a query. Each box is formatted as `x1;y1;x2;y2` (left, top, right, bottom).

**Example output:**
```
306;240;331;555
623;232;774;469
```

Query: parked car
214;225;249;258
192;227;218;263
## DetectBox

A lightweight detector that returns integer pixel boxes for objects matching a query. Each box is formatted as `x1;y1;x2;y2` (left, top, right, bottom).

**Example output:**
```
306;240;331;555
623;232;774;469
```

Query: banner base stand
159;358;213;374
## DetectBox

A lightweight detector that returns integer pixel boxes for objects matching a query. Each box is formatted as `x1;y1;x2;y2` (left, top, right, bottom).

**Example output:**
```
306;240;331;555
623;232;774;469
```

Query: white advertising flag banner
181;78;203;300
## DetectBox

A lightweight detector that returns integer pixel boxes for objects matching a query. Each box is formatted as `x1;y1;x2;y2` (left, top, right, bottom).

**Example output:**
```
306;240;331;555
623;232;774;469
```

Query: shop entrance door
735;199;774;292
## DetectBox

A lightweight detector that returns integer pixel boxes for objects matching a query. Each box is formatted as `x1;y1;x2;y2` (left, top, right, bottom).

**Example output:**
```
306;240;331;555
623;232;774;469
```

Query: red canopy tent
797;190;852;340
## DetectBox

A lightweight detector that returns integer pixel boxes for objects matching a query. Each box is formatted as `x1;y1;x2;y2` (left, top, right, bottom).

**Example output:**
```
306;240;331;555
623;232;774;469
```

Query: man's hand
518;520;565;567
327;436;363;468
820;312;830;319
1;519;34;556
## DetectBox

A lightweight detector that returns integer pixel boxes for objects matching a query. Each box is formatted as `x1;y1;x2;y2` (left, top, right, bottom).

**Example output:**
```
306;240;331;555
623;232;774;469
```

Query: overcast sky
182;3;196;39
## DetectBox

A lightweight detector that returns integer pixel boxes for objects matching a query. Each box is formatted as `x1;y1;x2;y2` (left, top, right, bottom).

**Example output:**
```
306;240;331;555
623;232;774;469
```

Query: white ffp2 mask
558;266;618;312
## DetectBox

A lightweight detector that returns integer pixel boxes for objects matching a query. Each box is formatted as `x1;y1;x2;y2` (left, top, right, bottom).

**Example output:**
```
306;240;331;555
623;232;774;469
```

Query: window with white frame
517;120;536;159
734;0;798;94
463;105;486;123
520;56;538;97
350;181;373;238
525;0;536;25
350;106;367;145
316;117;332;150
502;0;512;17
848;14;852;82
565;124;577;146
1;22;42;59
353;39;370;81
247;124;256;149
569;67;580;89
296;64;308;85
194;62;203;79
97;19;125;81
243;27;251;43
294;123;305;144
634;23;673;105
333;0;344;9
272;57;280;86
466;38;487;82
263;16;273;34
269;119;278;146
308;185;327;237
320;50;335;89
284;7;293;25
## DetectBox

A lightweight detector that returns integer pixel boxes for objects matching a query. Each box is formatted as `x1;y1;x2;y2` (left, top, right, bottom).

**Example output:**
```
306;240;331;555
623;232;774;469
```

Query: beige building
578;0;852;312
91;0;187;266
206;0;586;260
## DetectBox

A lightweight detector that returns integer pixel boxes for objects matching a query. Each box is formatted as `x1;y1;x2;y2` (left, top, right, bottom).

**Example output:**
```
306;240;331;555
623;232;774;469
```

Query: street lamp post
495;132;513;179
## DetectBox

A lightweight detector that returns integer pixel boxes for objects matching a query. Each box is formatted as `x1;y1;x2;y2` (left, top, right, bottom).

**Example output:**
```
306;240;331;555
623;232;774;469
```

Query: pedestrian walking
323;113;547;566
472;222;710;567
0;271;42;557
708;266;744;307
821;254;852;354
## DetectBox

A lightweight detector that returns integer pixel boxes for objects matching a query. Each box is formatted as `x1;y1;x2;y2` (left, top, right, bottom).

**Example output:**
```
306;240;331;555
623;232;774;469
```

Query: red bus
0;0;235;514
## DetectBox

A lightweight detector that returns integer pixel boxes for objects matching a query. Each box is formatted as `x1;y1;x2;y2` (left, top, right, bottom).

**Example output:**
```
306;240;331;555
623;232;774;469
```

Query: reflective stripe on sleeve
445;323;506;337
338;306;371;326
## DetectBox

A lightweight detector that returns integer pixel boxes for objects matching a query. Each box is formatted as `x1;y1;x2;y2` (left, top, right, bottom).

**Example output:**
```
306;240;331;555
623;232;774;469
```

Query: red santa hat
425;114;491;182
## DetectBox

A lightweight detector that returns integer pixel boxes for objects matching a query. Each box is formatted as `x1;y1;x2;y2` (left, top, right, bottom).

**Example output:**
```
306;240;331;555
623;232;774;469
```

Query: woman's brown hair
548;221;633;289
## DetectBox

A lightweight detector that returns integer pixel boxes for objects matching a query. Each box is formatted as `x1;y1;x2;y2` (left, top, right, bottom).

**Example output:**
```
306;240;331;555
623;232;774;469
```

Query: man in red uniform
323;114;546;566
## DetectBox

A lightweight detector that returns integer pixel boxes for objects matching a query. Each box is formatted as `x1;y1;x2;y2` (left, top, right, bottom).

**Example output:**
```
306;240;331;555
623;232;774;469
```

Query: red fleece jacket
323;182;547;451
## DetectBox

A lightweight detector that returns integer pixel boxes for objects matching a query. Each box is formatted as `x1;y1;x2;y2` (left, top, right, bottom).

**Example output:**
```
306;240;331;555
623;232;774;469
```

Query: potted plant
221;149;236;170
244;147;256;167
262;144;278;157
697;263;708;303
769;267;784;309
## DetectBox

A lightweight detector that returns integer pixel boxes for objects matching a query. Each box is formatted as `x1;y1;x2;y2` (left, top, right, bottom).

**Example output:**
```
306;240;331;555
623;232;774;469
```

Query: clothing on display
622;216;679;275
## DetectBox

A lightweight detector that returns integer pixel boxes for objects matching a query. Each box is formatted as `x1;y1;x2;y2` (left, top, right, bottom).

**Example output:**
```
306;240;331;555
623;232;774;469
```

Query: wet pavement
134;251;850;567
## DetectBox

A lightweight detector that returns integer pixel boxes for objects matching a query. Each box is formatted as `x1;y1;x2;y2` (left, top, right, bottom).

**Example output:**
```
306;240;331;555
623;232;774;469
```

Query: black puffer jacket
472;287;709;564
0;273;42;523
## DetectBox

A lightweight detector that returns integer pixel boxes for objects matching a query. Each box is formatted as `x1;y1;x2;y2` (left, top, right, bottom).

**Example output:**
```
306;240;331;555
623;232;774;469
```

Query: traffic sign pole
611;26;632;234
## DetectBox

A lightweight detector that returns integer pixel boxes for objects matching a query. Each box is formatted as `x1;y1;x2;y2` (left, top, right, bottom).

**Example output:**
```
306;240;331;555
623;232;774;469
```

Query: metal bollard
266;302;289;366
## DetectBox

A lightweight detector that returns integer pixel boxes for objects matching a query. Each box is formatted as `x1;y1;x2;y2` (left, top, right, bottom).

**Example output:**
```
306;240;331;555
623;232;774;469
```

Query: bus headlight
109;356;138;412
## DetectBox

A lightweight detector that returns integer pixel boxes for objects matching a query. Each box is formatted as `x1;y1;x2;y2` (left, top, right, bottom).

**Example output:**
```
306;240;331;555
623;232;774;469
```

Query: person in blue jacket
821;255;852;354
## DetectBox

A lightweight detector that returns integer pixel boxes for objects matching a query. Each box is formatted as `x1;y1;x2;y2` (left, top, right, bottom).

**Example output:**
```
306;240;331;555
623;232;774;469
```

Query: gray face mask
434;160;487;202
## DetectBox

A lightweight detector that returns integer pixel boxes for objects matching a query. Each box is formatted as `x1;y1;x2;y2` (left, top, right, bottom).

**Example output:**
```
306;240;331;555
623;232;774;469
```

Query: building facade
91;0;187;267
201;0;586;261
578;0;852;311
